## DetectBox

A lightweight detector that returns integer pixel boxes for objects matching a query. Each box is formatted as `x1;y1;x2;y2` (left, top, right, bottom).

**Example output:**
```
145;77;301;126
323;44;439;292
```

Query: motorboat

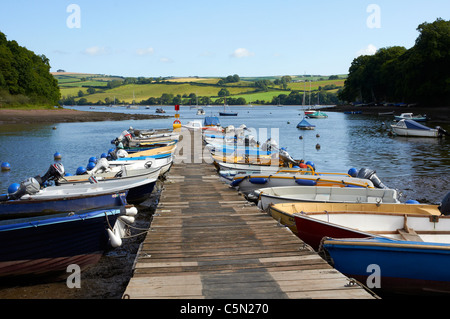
390;119;447;137
394;113;427;122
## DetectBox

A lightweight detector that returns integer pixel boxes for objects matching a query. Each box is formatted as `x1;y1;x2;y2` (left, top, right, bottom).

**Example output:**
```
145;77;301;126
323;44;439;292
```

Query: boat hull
256;186;399;211
323;237;450;296
0;191;127;220
0;208;123;280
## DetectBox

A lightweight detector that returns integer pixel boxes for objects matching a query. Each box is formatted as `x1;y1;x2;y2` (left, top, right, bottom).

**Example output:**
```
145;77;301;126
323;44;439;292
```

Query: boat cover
401;119;432;130
297;119;315;128
204;116;220;126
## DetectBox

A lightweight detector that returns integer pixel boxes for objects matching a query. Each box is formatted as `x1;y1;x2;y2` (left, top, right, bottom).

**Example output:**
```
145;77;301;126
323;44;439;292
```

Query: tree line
0;31;60;106
339;18;450;106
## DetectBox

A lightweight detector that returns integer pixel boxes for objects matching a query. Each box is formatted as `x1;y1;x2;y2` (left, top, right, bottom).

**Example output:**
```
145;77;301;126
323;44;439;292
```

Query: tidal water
1;105;449;204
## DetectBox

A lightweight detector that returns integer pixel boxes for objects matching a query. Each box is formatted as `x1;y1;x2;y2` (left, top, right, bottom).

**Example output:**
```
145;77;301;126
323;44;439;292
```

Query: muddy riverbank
0;108;168;124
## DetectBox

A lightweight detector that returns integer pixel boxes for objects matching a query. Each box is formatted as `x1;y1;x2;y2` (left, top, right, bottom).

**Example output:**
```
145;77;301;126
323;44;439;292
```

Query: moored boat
390;119;447;138
270;199;446;251
394;112;427;122
321;236;450;296
296;118;316;130
0;206;133;280
256;185;400;211
307;111;328;119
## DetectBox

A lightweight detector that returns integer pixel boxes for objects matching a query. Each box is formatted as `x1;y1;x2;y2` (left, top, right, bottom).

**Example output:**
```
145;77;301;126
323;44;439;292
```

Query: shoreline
321;105;450;123
0;108;169;124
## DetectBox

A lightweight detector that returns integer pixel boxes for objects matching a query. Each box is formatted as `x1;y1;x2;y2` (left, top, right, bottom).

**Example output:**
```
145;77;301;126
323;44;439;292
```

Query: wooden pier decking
123;131;374;299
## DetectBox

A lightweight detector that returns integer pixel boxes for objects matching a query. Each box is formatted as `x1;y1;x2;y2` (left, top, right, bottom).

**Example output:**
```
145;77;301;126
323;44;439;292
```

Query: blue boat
322;237;450;296
296;118;316;130
203;116;221;127
0;207;126;280
0;190;128;220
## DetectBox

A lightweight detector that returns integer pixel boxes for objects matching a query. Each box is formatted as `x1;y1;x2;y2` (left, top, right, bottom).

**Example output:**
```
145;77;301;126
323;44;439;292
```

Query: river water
1;105;449;203
0;105;449;298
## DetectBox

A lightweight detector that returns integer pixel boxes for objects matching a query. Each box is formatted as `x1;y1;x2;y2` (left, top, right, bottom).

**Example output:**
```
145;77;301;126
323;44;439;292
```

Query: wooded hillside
0;31;60;106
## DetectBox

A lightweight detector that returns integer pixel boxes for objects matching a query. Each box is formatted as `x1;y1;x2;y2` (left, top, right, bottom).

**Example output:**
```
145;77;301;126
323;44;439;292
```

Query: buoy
173;119;182;130
299;136;303;140
107;228;122;248
316;134;320;138
316;143;321;149
405;200;420;204
54;152;62;161
8;183;20;194
88;156;97;163
1;162;11;172
348;168;358;177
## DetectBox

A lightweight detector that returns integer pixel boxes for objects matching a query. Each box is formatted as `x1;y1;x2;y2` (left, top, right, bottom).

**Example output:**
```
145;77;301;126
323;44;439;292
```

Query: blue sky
0;0;448;77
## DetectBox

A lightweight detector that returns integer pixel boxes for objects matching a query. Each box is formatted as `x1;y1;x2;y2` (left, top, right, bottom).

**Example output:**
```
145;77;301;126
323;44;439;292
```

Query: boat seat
315;194;330;201
397;228;423;242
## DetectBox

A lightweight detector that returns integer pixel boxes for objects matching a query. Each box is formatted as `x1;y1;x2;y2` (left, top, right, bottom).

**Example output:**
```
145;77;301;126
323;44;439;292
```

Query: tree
218;88;230;97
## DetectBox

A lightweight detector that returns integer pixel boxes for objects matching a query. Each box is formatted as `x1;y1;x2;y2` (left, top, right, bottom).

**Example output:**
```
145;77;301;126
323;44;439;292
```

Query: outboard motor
7;177;41;200
439;192;450;216
356;168;387;189
40;163;65;185
90;158;111;174
279;148;296;165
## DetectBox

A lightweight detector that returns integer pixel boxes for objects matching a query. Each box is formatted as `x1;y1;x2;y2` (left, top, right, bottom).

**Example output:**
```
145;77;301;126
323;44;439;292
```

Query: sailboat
219;98;238;116
126;91;138;109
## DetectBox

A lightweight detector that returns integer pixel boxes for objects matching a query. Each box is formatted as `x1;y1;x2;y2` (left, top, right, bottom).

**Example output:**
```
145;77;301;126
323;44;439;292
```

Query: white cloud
160;57;173;63
357;44;377;57
83;46;109;56
230;48;254;58
136;47;154;56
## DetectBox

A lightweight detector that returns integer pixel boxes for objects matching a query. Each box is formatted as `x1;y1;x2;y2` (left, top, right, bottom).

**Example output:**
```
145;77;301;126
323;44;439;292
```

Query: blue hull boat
0;191;128;220
0;207;125;280
322;237;450;296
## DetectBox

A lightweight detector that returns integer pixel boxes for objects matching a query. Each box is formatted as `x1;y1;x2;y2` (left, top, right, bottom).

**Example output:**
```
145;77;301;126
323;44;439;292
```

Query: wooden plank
123;133;374;299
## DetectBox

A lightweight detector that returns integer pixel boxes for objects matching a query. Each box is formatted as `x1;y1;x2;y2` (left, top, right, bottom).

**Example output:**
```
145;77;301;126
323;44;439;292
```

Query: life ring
173;119;181;124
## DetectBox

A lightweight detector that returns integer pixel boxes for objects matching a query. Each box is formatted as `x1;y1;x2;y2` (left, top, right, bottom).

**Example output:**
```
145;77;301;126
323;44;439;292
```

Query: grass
55;73;346;104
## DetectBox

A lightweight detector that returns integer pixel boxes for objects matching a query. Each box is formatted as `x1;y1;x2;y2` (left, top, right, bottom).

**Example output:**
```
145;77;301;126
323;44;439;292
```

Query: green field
54;72;346;104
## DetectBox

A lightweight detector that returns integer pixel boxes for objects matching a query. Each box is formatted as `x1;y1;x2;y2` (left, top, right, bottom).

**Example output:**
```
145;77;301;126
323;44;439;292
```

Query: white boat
390;119;446;138
196;108;205;115
108;154;173;177
57;161;161;204
268;201;444;250
255;185;400;211
182;120;203;130
394;113;427;122
230;167;385;199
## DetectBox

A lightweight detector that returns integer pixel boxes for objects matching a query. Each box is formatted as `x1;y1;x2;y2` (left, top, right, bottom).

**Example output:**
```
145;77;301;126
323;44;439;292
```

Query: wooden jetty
123;130;374;299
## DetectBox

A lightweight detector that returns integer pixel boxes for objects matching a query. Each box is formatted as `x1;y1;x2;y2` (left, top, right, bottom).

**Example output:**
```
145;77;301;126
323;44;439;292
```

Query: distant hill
55;73;347;106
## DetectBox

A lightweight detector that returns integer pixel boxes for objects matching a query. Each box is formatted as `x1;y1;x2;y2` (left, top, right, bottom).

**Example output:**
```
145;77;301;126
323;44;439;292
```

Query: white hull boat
390;119;445;137
255;185;400;211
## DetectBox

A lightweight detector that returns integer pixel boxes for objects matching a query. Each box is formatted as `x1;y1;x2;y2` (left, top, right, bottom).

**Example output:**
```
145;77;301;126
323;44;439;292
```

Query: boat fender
126;206;138;216
348;168;358;177
295;179;317;186
249;177;268;184
230;176;247;187
119;215;135;224
405;200;420;204
107;228;122;248
438;192;450;216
